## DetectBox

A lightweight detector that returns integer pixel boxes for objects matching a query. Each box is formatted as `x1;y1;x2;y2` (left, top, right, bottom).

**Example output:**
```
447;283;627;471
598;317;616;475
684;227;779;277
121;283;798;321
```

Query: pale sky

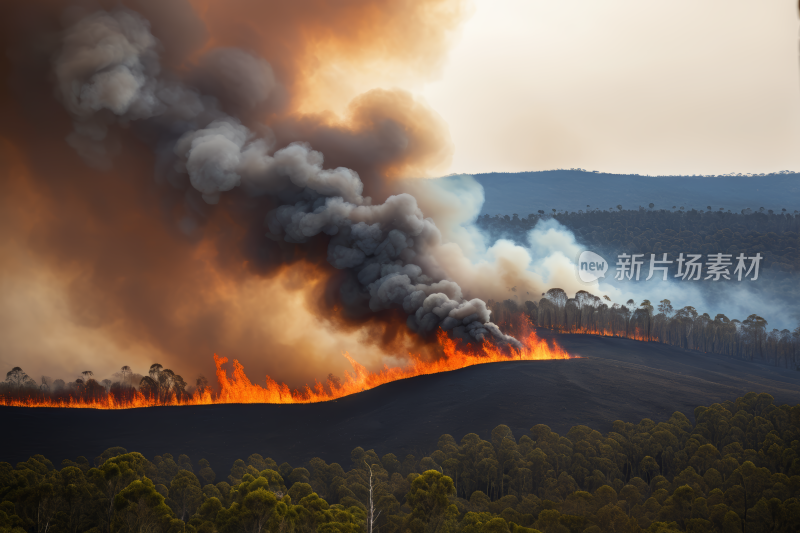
421;0;800;176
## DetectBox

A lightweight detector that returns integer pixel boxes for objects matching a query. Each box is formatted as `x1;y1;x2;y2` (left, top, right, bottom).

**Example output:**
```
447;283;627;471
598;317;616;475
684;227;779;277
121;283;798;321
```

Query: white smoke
393;174;796;332
395;175;591;304
521;220;796;331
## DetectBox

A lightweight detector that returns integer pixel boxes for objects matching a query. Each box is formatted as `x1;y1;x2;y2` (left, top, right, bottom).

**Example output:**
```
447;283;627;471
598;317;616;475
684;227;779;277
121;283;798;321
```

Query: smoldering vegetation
488;291;800;370
0;364;188;404
0;358;348;405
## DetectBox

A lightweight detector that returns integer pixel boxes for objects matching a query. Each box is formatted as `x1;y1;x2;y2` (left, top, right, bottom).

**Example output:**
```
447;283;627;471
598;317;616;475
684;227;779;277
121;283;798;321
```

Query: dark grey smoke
191;47;278;116
54;9;223;168
53;8;521;349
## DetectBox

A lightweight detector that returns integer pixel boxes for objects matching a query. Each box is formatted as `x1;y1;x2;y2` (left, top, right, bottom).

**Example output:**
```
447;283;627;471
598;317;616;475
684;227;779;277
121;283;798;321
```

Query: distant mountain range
447;170;800;216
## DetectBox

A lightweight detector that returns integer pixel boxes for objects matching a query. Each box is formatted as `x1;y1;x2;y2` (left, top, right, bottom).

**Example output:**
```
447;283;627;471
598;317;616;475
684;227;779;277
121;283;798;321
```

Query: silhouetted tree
5;367;35;390
196;375;209;395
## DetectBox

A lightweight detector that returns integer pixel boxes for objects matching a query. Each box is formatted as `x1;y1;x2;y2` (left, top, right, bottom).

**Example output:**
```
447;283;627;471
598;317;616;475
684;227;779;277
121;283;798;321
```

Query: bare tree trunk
365;461;381;533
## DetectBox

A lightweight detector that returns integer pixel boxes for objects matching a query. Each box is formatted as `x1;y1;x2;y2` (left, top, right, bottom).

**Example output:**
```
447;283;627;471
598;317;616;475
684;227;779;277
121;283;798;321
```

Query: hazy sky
422;0;800;176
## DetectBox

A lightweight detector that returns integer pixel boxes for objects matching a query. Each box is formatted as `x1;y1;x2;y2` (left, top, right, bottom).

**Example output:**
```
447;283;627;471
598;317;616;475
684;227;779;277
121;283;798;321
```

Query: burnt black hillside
2;331;799;473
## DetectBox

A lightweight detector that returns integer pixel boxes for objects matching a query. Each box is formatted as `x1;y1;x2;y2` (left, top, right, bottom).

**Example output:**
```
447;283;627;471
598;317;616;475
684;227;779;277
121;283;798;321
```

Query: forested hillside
470;170;800;217
489;291;800;369
1;393;798;532
476;208;800;368
477;209;800;274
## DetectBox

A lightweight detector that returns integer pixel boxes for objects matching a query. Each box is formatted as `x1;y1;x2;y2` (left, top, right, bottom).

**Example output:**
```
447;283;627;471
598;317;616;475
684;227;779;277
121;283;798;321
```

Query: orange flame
565;326;654;342
0;330;574;409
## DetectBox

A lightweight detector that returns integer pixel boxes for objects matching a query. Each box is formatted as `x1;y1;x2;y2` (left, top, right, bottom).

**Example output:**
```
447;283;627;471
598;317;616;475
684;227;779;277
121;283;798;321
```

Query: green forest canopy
1;392;799;532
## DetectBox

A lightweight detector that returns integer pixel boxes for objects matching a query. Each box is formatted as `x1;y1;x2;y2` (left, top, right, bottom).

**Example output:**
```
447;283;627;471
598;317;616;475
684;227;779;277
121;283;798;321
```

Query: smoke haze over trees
477;209;799;274
477;208;800;335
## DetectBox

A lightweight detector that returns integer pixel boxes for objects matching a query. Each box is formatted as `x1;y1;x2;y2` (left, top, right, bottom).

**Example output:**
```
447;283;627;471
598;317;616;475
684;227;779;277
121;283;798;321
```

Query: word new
577;251;609;282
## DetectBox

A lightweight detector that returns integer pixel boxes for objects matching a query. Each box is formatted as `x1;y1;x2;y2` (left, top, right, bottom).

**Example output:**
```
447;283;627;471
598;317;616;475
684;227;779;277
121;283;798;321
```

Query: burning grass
0;330;573;409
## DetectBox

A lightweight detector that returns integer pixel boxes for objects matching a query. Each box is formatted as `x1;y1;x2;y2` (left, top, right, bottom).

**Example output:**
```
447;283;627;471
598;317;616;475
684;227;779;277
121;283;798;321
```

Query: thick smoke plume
0;0;547;384
53;8;518;348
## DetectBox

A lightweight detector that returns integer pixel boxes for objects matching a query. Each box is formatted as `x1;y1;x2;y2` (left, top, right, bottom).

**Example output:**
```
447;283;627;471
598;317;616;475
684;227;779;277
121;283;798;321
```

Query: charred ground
2;331;799;472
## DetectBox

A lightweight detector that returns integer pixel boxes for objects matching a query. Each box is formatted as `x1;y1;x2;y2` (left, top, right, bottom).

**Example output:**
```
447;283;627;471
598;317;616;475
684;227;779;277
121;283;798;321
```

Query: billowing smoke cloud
394;176;589;305
0;0;538;385
51;7;518;349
